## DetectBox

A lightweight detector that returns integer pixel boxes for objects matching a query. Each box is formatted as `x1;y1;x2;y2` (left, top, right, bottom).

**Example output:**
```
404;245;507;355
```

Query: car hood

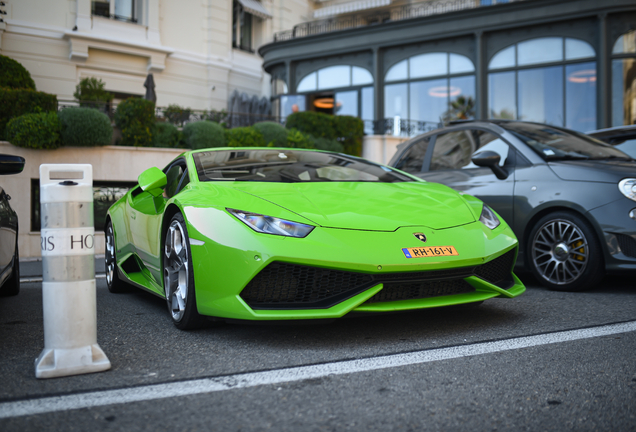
214;181;476;231
548;160;636;183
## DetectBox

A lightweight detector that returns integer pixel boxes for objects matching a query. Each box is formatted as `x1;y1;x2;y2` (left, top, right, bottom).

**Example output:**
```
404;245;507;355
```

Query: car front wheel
105;221;129;293
527;211;604;292
163;213;205;330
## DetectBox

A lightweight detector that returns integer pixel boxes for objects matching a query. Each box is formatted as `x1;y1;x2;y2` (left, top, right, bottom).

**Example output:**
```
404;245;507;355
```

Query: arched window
611;30;636;126
384;52;476;127
488;37;596;132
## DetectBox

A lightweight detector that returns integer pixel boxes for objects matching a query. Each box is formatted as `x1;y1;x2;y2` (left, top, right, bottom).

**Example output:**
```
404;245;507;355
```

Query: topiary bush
0;55;36;90
252;121;287;147
154;122;183;148
58;107;112;147
114;98;155;147
182;121;225;149
312;136;344;152
6;112;61;149
333;115;364;156
285;111;336;140
226;126;266;148
284;129;315;149
0;88;57;139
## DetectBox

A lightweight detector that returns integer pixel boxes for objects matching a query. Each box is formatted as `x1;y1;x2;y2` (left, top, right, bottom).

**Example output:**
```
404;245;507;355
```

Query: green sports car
105;148;525;329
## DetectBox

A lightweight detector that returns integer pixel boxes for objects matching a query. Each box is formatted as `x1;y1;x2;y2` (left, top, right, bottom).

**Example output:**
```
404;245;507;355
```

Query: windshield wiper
544;154;589;161
589;155;632;161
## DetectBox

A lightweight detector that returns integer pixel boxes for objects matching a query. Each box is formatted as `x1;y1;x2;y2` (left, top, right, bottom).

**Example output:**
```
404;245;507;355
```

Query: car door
127;159;188;282
404;128;516;226
0;186;17;280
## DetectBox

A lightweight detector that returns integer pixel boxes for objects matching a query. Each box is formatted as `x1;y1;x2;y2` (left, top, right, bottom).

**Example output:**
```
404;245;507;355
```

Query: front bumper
184;206;525;321
587;197;636;272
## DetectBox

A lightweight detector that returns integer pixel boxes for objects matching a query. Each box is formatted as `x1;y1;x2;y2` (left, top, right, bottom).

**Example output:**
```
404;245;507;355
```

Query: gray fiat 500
389;120;636;292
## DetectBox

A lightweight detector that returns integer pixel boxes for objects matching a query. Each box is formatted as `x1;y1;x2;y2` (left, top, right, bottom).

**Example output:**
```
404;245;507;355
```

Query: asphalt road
0;260;635;431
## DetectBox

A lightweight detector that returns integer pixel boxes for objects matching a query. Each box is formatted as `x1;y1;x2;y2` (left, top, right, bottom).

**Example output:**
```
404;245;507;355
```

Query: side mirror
0;154;25;175
138;167;167;197
471;151;508;180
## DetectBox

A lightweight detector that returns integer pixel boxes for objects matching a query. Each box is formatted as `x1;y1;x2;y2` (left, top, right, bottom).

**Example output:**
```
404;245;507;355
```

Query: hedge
285;111;336;140
0;88;58;139
284;129;314;149
154;122;183;148
114;98;155;147
58;107;112;147
284;111;362;156
182;121;225;149
252;121;287;147
0;55;36;90
226;127;266;148
333;115;364;156
312;136;344;153
6;112;61;149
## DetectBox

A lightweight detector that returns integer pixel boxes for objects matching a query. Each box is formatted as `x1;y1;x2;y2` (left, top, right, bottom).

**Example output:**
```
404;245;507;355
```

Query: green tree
73;77;113;104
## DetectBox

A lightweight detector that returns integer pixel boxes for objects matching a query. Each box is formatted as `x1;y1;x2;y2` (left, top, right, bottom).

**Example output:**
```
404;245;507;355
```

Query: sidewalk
20;255;106;281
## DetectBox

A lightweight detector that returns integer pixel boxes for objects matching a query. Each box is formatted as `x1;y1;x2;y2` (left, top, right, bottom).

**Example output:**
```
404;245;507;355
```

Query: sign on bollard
35;164;111;379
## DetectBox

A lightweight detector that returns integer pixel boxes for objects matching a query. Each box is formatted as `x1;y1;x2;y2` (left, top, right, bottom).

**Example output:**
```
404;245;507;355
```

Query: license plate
402;246;459;258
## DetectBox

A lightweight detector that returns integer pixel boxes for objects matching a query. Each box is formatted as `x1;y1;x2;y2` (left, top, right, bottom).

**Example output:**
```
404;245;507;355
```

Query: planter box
0;142;184;258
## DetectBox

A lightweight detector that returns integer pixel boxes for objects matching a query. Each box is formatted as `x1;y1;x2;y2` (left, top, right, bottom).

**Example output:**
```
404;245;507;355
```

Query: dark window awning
237;0;272;19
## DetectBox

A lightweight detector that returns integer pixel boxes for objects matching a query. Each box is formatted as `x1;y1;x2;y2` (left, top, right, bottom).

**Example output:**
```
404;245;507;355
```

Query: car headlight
479;204;501;230
619;178;636;202
227;208;314;238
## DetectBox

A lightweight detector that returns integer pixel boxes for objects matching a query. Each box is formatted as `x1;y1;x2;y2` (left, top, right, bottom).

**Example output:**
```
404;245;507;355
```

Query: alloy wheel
164;220;189;322
531;218;588;286
105;225;116;286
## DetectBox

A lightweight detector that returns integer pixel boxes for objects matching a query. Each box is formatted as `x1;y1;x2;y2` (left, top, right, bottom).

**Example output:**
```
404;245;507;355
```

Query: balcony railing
274;0;518;42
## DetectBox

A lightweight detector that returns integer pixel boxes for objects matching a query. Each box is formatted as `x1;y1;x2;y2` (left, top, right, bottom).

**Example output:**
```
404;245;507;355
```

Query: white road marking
20;274;106;283
1;320;635;419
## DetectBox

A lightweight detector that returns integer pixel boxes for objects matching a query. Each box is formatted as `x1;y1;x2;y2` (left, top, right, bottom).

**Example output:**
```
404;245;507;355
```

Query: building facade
260;0;636;135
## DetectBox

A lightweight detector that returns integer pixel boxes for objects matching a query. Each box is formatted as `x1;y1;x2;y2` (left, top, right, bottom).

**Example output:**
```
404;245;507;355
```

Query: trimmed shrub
0;87;57;139
284;129;314;149
285;111;336;140
226;126;266;148
333;115;364;156
6;112;61;149
58;107;112;147
163;104;192;127
0;55;36;90
182;121;225;149
154;122;183;148
252;121;287;147
114;98;156;147
312;136;344;153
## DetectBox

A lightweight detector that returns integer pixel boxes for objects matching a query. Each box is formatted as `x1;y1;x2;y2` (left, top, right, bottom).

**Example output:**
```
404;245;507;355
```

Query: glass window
565;62;596;132
410;78;447;125
518;66;563;126
384;83;408;119
395;138;430;174
352;67;373;85
430;130;478;171
613;30;636;54
297;72;317;92
280;95;306;118
489;46;516;70
272;79;288;96
318;66;351;90
488;71;516;119
335;90;358;116
164;164;184;199
566;38;595;60
410;53;448;79
385;60;408;82
615;139;636;159
448;75;476;120
612;58;636;126
450;53;475;74
92;0;110;18
517;37;563;66
361;86;374;134
233;1;254;52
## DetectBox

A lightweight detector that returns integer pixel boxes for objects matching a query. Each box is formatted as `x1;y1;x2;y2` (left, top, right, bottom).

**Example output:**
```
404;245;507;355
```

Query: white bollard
35;164;111;379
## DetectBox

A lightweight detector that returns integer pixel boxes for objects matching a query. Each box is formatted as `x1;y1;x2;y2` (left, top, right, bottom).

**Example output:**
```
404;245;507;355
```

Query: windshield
193;149;414;183
499;122;632;161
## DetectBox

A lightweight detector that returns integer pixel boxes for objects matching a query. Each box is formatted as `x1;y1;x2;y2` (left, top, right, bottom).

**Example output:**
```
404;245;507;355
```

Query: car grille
240;249;516;310
616;233;636;258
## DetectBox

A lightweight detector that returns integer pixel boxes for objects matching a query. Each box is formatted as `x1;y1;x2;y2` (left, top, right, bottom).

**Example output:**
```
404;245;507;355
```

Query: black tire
105;221;130;293
163;213;206;330
527;211;604;292
0;237;20;297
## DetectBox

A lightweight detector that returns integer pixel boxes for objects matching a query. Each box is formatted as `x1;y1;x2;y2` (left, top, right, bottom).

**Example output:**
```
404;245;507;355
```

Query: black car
389;120;636;292
0;154;25;296
587;125;636;159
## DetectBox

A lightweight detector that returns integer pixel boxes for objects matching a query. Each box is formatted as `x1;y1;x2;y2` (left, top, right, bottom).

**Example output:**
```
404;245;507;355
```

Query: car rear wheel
0;237;20;297
163;213;205;330
105;221;130;293
527;211;604;292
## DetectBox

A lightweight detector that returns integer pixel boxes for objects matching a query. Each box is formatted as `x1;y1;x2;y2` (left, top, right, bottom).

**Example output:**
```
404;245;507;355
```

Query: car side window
164;164;185;199
429;130;477;171
395;137;430;174
176;168;190;194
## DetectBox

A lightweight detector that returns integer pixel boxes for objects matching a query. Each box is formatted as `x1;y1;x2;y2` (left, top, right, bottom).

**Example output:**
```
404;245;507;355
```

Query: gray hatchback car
389;120;636;292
